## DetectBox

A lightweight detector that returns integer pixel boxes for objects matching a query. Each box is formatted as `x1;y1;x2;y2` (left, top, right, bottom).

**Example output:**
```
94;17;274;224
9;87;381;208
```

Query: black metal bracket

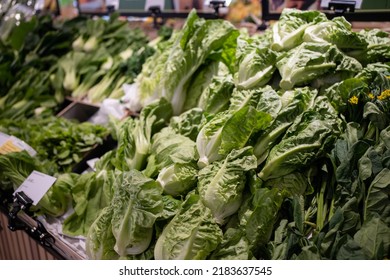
210;1;226;17
8;191;32;231
7;191;55;247
106;5;115;14
30;219;56;247
148;5;164;29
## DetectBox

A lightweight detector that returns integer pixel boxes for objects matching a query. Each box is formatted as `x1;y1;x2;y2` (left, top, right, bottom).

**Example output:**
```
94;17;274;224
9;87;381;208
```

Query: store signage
320;0;362;9
119;0;172;10
13;171;57;205
145;0;165;10
0;132;37;156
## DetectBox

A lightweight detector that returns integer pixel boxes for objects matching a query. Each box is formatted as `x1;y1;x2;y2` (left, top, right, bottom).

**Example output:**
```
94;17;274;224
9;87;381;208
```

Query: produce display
0;13;167;120
0;116;108;173
0;8;390;260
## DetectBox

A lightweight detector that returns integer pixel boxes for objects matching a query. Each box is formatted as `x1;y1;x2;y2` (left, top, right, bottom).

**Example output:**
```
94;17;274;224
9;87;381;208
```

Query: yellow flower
378;89;390;100
348;96;359;105
368;93;375;99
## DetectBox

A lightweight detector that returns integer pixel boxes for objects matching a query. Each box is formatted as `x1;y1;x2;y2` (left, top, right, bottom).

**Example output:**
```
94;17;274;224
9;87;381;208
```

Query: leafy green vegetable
169;108;206;141
209;228;254;260
157;163;198;197
0;116;107;173
136;10;239;115
154;192;223;260
197;106;271;167
182;61;221;111
239;187;284;257
62;170;115;236
111;170;163;256
303;16;368;50
198;147;257;224
253;87;317;165
235;35;277;89
197;73;234;114
0;151;45;192
271;8;327;52
36;173;79;217
259;98;341;181
110;99;173;172
144;127;198;178
85;206;119;260
276;42;362;90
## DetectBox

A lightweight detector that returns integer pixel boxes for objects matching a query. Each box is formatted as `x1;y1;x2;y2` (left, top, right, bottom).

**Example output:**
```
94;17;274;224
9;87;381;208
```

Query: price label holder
8;171;57;244
5;171;85;259
13;171;57;206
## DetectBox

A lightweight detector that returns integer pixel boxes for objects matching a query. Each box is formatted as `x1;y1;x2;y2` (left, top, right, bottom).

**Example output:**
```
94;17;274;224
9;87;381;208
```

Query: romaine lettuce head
131;98;173;170
276;42;362;90
198;147;257;225
303;16;368;50
347;29;390;65
111;170;163;256
197;74;234;114
183;61;231;112
197;106;272;168
62;171;114;237
271;8;327;52
86;206;119;260
264;172;311;197
229;85;282;119
235;33;277;89
144;127;198;178
253;87;317;164
135;32;177;109
154;192;223;259
259;98;341;181
169;108;206;141
182;60;220;111
158;195;183;220
135;10;238;115
157;10;239;115
157;162;198;197
36;173;78;217
112;117;137;171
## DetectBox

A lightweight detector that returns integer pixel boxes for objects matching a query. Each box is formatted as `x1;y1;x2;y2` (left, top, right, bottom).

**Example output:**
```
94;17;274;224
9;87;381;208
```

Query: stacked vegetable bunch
0;15;80;120
0;13;164;121
54;9;390;260
55;14;167;104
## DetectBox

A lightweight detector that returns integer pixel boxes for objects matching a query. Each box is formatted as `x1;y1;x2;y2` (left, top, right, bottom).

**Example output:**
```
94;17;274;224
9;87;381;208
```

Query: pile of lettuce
1;9;389;260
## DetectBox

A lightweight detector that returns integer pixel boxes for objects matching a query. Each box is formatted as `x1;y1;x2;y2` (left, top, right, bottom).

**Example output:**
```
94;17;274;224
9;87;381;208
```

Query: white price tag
87;157;100;171
145;0;164;10
14;171;57;206
9;136;37;156
0;132;9;145
0;132;37;156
